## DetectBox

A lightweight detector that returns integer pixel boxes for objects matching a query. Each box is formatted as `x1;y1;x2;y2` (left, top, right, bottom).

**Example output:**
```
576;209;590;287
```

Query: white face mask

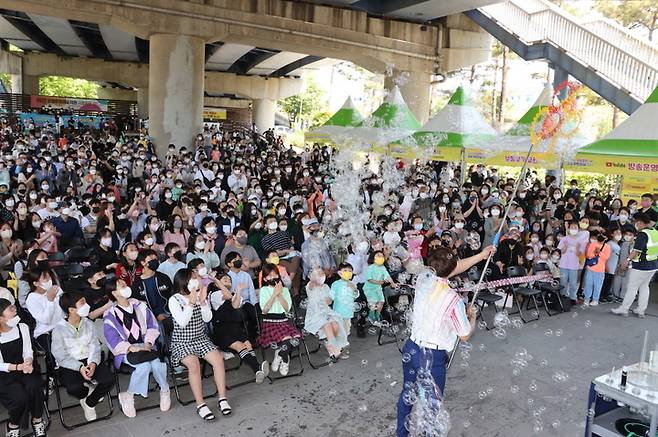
0;229;12;239
195;240;206;251
197;267;208;277
76;303;90;318
569;229;578;236
551;256;560;262
144;237;154;246
268;222;278;231
623;235;633;242
100;237;113;247
525;254;534;260
454;222;465;229
618;214;628;222
149;223;160;232
187;278;199;292
119;287;132;298
491;209;500;217
6;315;20;328
279;224;288;231
205;226;216;235
414;223;423;231
40;279;53;290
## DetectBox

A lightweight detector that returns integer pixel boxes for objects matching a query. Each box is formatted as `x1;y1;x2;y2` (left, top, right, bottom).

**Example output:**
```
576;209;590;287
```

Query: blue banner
18;113;55;127
18;113;103;129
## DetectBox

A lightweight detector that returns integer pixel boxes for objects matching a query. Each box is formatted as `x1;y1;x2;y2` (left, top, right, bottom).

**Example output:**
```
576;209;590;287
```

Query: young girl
103;278;171;418
209;274;269;384
0;298;47;437
169;268;231;421
362;251;397;326
258;251;291;288
558;221;586;304
115;243;141;287
330;262;360;340
582;231;611;307
25;268;64;354
304;268;348;360
258;263;302;377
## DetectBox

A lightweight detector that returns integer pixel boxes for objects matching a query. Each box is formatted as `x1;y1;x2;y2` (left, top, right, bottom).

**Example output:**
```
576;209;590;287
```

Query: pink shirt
558;235;585;270
163;230;190;254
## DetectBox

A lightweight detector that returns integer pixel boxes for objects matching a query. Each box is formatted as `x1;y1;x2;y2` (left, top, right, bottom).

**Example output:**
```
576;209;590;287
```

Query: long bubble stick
447;141;537;370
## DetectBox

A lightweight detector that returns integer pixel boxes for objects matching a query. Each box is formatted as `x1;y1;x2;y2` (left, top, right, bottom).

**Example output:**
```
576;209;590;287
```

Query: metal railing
481;0;658;102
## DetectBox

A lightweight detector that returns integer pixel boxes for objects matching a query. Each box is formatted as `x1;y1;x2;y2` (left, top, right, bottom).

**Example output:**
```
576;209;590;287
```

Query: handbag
126;350;159;364
584;256;599;267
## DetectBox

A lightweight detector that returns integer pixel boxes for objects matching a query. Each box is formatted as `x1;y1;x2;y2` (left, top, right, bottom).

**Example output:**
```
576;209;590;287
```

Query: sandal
196;403;215;421
218;398;232;416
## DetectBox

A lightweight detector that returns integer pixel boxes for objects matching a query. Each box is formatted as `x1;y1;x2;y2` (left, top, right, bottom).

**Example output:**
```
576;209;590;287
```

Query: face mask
32;220;42;229
279;224;288;232
0;229;12;239
254;222;263;230
579;223;588;230
618;214;628;222
147;259;159;271
41;279;53;290
551;256;560;262
144;237;154;246
414;223;423;231
268;222;278;231
76;303;90;318
525;254;534;260
119;287;132;298
339;271;353;281
515;211;523;217
545;239;554;247
126;251;138;261
569;229;578;236
374;256;385;266
491;209;500;217
269;255;280;265
438;206;446;213
454;222;465;229
101;237;112;247
199;205;208;212
613;235;622;242
48;202;58;209
530;237;539;243
187;279;199;292
6;315;20;328
236;235;248;245
29;192;38;200
197;267;208;277
205;226;216;235
149;223;160;232
623;235;633;242
195;240;206;251
539;253;549;260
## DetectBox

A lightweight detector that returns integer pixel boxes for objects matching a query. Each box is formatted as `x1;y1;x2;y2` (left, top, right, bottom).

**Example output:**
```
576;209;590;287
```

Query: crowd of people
0;118;655;437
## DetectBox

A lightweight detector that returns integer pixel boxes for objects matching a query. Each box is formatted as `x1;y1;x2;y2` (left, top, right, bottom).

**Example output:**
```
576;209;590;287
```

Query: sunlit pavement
49;302;658;437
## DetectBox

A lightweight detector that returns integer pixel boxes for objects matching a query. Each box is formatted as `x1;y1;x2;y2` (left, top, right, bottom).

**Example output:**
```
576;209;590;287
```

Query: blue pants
582;269;605;302
559;268;579;299
396;340;448;437
124;356;169;397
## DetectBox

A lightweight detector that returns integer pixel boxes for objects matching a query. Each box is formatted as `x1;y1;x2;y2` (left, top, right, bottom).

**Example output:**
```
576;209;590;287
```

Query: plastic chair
502;266;541;323
377;284;414;352
467;267;503;330
531;264;564;316
109;352;164;414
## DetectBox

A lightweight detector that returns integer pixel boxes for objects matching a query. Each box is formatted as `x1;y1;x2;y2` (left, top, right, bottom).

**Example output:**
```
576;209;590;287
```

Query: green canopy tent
304;95;364;143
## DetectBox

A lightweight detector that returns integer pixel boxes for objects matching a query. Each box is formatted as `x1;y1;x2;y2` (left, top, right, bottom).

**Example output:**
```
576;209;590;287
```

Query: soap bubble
409;348;417;355
402;353;411;363
493;311;510;327
376;361;383;368
533;420;543;433
478;391;487;400
510;385;519;394
486;386;494;395
555;329;563;337
587;408;595;418
478;344;487;352
289;338;300;347
545;329;553;336
511;318;523;329
492;327;507;339
358;404;368;412
533;408;543;418
460;361;470;368
539;359;548;367
477;321;487;330
591;361;600;369
618;353;625;360
298;299;308;309
531;310;539;318
552;420;561;429
529;381;538;392
584;320;592;328
368;327;378;335
361;359;368;366
463;420;471;429
527;398;534;406
572;311;578;318
385;373;391;379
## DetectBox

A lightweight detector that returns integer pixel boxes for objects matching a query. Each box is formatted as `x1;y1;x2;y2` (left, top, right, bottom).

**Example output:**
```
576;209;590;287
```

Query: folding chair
43;343;114;430
0;392;51;436
288;298;332;370
377;284;414;352
205;322;257;390
532;264;564;316
254;304;304;382
109;353;163;414
467;268;502;330
501;266;541;323
65;247;92;263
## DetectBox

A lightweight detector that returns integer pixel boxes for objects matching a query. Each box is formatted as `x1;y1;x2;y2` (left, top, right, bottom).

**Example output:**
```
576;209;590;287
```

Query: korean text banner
30;95;109;112
563;153;658;176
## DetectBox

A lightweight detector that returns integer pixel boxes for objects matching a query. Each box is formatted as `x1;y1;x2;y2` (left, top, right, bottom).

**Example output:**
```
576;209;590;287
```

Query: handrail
481;0;658;101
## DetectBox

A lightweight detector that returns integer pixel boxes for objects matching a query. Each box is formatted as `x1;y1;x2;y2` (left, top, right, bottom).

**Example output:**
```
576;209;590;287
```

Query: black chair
109;353;164;414
65;247;92;263
205;321;257;391
532;264;564;316
288;300;332;370
467;268;503;330
254;304;305;382
502;266;541;323
41;338;114;431
377;284;414;352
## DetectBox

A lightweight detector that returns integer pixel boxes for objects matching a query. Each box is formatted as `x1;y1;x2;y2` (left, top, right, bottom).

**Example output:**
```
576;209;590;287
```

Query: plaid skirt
258;319;301;347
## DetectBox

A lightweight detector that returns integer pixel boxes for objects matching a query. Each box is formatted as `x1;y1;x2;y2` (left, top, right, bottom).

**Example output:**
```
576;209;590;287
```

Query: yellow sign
389;144;462;161
563;153;658;176
203;109;227;121
620;174;658;203
465;149;561;168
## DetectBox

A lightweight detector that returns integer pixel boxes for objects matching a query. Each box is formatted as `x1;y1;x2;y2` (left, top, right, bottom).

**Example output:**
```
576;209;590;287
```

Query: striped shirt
410;276;471;351
261;231;292;253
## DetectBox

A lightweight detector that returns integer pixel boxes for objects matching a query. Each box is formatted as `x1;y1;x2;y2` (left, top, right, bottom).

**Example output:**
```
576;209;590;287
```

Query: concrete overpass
0;0;494;154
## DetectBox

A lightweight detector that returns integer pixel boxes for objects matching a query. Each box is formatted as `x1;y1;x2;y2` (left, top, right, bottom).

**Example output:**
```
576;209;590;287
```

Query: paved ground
43;300;657;437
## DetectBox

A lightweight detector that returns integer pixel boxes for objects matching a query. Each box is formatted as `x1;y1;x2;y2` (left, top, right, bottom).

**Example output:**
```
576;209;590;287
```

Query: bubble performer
396;245;495;437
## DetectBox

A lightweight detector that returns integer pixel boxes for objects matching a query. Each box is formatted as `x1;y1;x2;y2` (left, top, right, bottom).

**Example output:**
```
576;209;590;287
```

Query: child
362;251;397;326
611;228;636;301
103;278;171;418
330;262;360;340
600;229;622;303
25;268;64;354
581;230;611;306
304;268;348;360
51;291;115;422
157;243;186;282
169;268;231;421
258;251;292;288
259;263;302;377
209;274;269;384
0;298;47;437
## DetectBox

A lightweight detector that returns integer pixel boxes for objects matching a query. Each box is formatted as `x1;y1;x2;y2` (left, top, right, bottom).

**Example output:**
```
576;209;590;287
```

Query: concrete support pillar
553;67;569;100
137;88;149;120
9;74;22;94
252;98;276;133
385;71;432;125
22;75;40;95
148;34;204;156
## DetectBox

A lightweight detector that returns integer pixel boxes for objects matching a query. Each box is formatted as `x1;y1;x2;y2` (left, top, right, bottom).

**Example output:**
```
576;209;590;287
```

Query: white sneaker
279;359;289;377
271;351;282;373
118;391;136;418
632;308;646;318
80;397;97;421
255;361;269;384
160;389;171;412
582;300;590;307
611;307;629;317
590;301;599;306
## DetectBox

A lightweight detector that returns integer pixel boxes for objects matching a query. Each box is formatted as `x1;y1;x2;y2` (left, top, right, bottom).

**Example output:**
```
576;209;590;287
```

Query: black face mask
94;277;106;288
173;251;184;262
233;260;242;269
264;278;280;287
147;259;160;271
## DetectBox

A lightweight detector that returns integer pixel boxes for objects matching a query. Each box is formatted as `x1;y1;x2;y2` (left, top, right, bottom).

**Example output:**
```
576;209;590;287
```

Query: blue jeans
124;356;169;397
559;268;579;299
582;269;605;302
396;340;448;437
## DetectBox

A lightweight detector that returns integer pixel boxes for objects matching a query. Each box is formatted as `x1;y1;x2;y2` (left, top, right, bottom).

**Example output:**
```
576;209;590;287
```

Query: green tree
0;73;10;92
39;76;99;98
278;76;328;130
595;0;658;40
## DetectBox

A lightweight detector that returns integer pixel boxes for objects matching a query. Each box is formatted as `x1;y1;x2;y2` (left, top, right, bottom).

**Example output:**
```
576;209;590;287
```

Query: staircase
465;0;658;114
